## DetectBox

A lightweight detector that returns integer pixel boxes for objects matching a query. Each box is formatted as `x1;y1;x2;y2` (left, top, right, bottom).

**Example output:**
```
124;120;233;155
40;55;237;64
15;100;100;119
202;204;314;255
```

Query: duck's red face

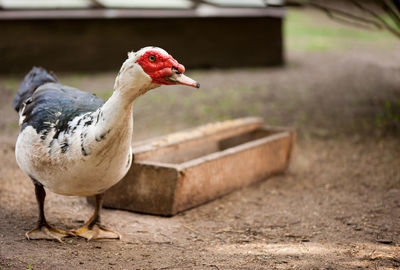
136;50;200;88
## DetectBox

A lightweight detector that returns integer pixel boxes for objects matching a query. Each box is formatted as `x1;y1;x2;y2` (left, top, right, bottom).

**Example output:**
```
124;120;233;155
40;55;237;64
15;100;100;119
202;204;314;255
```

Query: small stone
376;239;392;244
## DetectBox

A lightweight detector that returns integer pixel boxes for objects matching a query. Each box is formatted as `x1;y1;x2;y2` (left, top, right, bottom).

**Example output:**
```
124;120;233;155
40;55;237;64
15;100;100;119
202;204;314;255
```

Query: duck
13;46;200;242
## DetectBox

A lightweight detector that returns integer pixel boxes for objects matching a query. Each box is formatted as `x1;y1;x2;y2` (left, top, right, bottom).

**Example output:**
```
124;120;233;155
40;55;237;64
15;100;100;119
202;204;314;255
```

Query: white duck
13;47;199;242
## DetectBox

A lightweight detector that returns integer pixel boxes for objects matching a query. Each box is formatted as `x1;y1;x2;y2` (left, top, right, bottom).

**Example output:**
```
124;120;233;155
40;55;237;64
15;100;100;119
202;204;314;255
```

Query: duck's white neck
94;61;160;139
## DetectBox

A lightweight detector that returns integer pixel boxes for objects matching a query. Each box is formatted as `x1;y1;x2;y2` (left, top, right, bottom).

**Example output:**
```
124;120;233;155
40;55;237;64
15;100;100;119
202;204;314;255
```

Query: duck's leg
70;193;121;241
26;179;72;243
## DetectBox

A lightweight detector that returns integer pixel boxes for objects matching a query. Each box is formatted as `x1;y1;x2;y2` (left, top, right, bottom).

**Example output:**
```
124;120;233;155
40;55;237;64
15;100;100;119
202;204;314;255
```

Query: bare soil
2;133;400;269
1;13;400;270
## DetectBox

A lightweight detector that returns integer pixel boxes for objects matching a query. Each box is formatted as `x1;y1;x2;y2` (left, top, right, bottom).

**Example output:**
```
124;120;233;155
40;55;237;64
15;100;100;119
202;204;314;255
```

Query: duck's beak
169;67;200;88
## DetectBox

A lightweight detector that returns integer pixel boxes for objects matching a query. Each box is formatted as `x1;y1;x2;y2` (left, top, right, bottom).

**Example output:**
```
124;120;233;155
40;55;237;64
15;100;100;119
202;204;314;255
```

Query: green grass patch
8;122;19;130
1;78;19;93
285;9;398;52
375;99;400;132
97;89;114;100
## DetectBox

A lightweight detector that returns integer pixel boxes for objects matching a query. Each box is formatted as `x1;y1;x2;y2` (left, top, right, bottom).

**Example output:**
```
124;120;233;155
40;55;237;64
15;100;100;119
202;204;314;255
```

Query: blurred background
0;0;399;140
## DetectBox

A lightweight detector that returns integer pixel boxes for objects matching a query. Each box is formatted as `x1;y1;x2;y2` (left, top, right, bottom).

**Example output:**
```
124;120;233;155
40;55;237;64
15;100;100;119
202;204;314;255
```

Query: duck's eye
148;55;156;62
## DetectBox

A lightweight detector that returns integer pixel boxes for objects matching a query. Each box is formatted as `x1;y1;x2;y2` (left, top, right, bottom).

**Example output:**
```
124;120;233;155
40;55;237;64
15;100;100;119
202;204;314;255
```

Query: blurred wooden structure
0;1;284;73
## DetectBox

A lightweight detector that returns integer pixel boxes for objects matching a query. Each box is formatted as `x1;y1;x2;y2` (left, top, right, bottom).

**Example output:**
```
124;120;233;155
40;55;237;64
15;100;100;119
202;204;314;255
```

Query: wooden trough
99;117;295;216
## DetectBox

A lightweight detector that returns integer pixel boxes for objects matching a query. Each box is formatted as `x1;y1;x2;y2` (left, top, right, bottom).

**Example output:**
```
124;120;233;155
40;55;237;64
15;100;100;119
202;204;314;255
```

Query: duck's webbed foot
70;223;121;241
26;223;72;243
70;193;121;241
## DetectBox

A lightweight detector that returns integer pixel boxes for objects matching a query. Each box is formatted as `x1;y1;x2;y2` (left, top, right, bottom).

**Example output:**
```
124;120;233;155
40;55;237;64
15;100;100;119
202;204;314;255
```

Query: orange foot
70;224;121;241
26;224;72;243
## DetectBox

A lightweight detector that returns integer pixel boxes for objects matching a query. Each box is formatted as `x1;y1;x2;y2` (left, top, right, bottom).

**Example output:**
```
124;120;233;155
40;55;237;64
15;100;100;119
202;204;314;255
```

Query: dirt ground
1;9;400;270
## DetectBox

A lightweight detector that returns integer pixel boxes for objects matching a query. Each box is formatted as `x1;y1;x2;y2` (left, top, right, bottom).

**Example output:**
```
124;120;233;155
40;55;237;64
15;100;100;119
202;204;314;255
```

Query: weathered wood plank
172;132;293;213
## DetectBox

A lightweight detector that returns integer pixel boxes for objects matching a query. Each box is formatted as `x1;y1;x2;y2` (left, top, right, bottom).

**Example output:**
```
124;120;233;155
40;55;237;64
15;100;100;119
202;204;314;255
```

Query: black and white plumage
14;47;199;242
15;68;131;197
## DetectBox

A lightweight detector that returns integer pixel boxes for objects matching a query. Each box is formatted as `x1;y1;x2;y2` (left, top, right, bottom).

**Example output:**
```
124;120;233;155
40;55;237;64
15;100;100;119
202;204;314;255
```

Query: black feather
13;67;58;112
17;68;105;139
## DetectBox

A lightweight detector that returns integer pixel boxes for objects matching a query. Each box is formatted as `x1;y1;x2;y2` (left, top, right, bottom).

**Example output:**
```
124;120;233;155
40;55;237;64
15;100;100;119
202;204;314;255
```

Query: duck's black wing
13;67;58;112
15;67;105;139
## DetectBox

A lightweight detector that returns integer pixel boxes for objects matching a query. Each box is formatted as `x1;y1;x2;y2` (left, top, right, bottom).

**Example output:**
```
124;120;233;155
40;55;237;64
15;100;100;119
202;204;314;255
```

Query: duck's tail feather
13;67;59;112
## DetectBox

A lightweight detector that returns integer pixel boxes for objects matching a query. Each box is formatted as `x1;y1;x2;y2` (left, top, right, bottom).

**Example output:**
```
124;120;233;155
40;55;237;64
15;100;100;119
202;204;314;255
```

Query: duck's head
115;47;199;99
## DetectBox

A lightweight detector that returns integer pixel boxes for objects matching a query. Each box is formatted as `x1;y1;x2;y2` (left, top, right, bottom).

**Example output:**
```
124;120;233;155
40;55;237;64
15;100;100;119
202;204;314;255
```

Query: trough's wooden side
102;162;179;215
171;132;294;214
